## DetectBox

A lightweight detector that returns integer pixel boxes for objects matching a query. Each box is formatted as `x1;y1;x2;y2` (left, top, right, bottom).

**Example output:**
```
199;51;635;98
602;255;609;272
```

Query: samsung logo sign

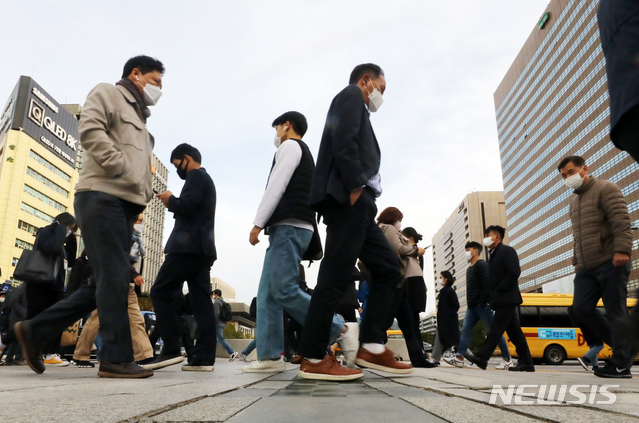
28;99;78;152
32;87;59;113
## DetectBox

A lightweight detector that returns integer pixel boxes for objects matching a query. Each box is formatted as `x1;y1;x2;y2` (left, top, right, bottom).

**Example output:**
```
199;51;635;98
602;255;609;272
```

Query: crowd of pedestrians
2;0;639;381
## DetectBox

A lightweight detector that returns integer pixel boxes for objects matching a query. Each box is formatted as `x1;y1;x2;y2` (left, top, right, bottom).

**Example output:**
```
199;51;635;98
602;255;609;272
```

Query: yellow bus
505;293;637;365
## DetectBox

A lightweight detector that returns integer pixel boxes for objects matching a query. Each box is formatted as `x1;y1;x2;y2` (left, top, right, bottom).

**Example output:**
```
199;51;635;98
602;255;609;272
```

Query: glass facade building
494;0;639;293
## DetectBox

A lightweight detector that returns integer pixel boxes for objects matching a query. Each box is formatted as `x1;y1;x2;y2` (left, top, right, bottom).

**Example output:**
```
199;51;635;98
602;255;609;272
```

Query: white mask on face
465;251;472;262
66;229;72;237
136;75;162;106
134;223;144;233
483;236;494;248
0;297;5;303
274;126;287;148
366;80;384;113
394;221;402;229
564;168;584;190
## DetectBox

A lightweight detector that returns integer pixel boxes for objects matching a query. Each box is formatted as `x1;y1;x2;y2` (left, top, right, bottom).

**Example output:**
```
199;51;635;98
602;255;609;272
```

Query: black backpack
219;299;232;322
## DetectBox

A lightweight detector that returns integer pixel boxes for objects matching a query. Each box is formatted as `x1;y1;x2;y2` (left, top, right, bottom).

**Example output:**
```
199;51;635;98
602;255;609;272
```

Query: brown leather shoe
98;361;154;378
299;355;363;381
290;355;304;365
355;348;413;374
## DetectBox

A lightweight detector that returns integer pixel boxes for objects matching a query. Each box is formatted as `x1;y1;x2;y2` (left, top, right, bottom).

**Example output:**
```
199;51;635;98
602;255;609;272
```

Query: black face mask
176;157;188;180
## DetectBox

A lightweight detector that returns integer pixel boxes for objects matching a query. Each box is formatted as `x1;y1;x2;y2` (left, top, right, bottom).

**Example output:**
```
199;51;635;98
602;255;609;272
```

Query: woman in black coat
436;271;460;353
24;212;77;364
401;227;427;331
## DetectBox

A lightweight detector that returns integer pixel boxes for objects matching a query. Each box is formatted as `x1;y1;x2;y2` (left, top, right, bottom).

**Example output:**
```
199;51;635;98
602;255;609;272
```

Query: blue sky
1;0;549;313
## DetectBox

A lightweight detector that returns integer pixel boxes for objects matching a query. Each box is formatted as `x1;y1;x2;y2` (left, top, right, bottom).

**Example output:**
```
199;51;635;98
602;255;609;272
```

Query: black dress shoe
508;363;535;372
414;360;438;368
98;361;154;378
465;353;487;370
14;320;45;374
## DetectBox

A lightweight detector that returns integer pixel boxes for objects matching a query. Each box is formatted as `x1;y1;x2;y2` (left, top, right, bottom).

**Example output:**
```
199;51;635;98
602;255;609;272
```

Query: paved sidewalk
0;358;637;422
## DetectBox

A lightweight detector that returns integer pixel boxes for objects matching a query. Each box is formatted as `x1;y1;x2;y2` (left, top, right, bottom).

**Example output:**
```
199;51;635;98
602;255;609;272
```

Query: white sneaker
443;356;465;368
240;353;251;362
229;352;239;362
241;358;286;373
495;359;513;370
337;322;359;369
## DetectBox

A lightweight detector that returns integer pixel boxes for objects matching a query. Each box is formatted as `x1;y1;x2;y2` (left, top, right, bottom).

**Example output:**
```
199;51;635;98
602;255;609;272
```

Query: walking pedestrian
212;290;238;361
466;226;535;372
296;64;412;380
445;241;512;369
244;111;355;374
568;306;604;372
434;271;460;360
15;55;164;378
148;143;217;372
24;212;77;367
558;156;633;378
377;208;434;368
401;227;428;333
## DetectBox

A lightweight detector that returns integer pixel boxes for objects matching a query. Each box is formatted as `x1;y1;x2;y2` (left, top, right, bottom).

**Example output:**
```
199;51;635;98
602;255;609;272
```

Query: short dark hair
465;241;483;254
171;143;202;164
213;289;222;297
55;212;76;227
401;227;423;243
485;225;506;240
440;270;455;287
122;55;165;78
349;63;384;84
377;207;403;225
558;156;586;172
272;111;308;137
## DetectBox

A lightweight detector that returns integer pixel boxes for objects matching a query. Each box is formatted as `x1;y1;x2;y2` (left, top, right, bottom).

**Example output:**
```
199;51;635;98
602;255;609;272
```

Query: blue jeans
256;225;343;360
216;322;235;355
457;304;511;360
584;344;604;367
242;339;257;356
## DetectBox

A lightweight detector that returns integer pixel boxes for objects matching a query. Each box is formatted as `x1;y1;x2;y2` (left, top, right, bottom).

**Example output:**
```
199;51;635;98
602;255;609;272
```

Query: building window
20;202;54;223
26;167;69;198
29;150;71;182
23;184;66;212
466;233;470;238
15;238;34;250
11;257;20;267
17;220;38;236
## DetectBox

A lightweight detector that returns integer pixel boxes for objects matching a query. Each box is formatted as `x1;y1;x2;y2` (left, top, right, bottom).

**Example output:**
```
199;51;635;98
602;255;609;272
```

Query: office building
494;0;639;293
431;192;508;319
0;76;80;282
420;313;437;336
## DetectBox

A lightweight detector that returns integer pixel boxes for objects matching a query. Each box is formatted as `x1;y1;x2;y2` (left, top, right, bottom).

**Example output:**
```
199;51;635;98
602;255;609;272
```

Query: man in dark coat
149;143;217;372
466;225;534;372
296;64;411;380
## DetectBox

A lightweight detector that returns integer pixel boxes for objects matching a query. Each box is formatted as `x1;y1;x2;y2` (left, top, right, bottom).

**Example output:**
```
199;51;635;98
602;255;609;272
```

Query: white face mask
136;75;162;106
134;223;144;233
0;297;5;303
483;236;494;248
464;251;473;262
394;221;402;229
66;229;72;237
366;80;384;113
274;126;287;148
564;168;584;190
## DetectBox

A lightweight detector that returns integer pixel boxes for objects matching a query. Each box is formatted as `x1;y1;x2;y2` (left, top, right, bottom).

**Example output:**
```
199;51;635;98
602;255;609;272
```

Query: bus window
539;306;572;328
519;306;539;327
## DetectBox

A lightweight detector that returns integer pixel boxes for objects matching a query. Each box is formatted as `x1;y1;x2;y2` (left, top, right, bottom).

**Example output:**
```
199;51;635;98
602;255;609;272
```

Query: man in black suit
466;225;534;372
147;143;217;372
297;64;412;380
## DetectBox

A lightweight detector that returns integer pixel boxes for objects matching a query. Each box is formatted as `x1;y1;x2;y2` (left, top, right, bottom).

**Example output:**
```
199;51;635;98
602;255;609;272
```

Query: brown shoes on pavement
355;348;413;374
299;355;363;381
98;361;154;378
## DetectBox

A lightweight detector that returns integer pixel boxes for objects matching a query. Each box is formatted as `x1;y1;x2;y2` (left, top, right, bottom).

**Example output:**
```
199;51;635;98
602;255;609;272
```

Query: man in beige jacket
558;155;633;379
16;55;164;379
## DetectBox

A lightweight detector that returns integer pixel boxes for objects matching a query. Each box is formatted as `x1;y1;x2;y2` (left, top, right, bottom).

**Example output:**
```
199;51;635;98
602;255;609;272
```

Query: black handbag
302;219;323;262
13;232;60;284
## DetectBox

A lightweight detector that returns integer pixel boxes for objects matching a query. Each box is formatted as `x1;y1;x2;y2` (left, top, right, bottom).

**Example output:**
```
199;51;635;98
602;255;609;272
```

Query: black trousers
25;283;64;354
298;189;402;359
150;253;216;362
614;103;639;162
336;305;358;323
388;284;428;366
75;191;144;363
477;305;532;365
572;260;632;368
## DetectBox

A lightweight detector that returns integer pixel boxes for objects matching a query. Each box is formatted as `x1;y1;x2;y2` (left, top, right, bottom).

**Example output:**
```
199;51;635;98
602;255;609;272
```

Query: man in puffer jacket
558;155;633;379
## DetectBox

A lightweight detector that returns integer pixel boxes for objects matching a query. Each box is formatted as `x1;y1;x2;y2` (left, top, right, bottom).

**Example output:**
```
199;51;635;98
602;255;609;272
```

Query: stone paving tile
364;380;440;397
405;397;539;423
140;397;260;422
249;381;292;390
272;378;388;397
504;405;639;423
219;388;278;398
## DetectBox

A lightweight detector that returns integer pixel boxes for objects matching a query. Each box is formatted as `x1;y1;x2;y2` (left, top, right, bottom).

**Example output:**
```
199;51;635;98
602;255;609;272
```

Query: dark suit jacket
165;167;217;258
309;84;381;210
34;222;77;292
598;0;639;135
487;243;523;309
